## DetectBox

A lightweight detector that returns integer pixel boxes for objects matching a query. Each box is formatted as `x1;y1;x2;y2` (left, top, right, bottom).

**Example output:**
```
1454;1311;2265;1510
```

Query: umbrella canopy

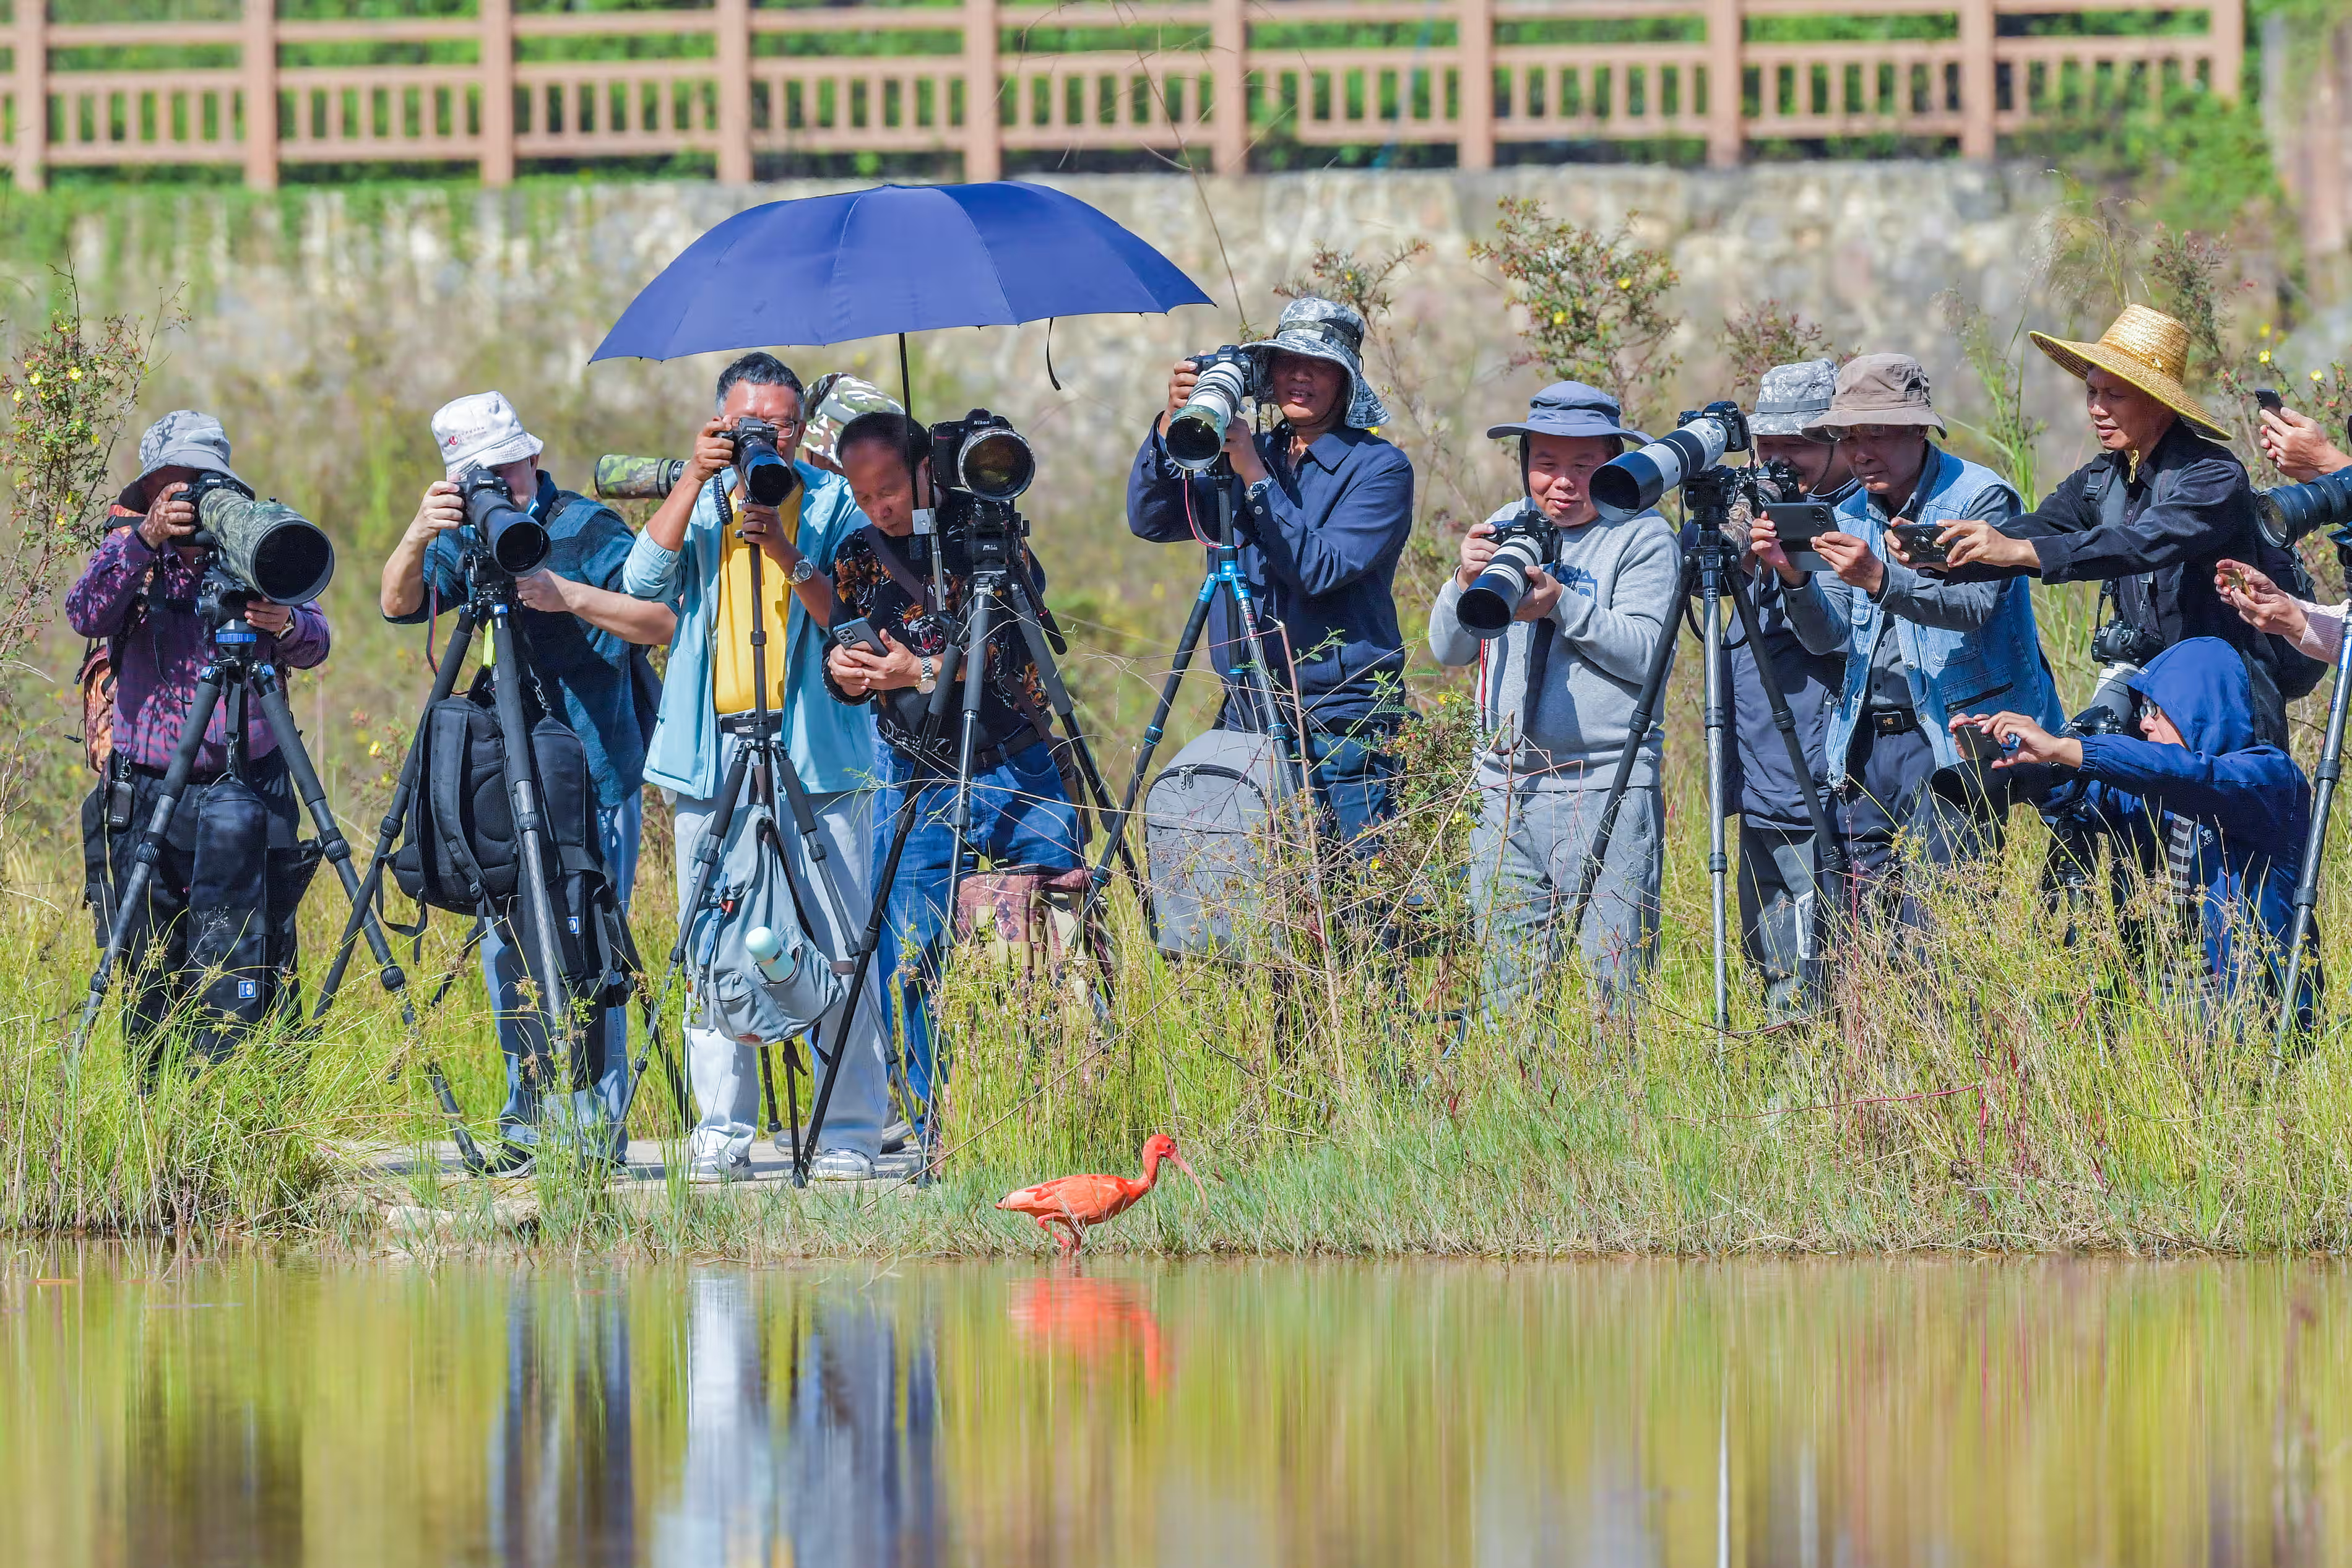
591;181;1213;363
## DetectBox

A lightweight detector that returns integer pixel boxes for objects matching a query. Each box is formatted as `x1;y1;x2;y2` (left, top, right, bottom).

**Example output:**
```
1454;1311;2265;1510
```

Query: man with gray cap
1719;360;1854;1014
69;410;331;1079
381;390;675;1171
1128;296;1415;850
1750;354;2063;926
1429;382;1680;1016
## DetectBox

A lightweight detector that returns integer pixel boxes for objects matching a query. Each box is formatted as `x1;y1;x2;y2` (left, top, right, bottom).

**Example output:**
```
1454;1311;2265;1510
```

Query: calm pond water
2;1250;2344;1566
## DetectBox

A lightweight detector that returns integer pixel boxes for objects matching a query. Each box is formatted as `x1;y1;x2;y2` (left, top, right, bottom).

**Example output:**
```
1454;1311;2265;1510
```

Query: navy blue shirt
387;472;647;809
1126;420;1414;733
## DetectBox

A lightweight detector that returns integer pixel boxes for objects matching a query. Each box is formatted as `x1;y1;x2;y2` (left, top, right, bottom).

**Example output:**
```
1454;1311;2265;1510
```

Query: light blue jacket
1785;447;2065;786
622;463;876;801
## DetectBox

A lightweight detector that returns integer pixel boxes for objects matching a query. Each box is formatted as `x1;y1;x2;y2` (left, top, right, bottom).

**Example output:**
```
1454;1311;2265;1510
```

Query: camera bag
1142;726;1299;957
681;799;843;1046
391;669;629;1006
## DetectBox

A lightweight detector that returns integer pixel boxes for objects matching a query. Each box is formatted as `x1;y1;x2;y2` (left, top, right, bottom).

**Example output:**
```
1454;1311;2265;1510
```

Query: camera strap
867;529;935;613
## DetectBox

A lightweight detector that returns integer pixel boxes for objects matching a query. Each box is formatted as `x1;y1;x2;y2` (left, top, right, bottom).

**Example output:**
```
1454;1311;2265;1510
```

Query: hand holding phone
1890;520;1950;566
829;616;889;657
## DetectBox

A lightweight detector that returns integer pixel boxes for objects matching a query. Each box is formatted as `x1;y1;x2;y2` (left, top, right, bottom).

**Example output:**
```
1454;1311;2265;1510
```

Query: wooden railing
2;0;2244;191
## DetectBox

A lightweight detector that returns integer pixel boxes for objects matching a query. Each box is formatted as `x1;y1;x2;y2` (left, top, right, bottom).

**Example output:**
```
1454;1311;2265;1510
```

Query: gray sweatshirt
1429;501;1682;789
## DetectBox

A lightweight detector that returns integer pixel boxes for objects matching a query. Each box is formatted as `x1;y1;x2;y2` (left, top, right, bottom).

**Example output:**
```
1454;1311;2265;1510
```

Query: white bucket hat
431;390;544;478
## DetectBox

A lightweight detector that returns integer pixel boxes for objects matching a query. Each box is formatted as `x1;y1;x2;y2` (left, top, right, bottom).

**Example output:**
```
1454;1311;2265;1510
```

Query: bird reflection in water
1008;1276;1169;1390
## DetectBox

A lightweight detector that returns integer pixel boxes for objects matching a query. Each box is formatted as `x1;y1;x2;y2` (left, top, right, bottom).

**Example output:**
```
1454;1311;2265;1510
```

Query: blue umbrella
590;181;1213;374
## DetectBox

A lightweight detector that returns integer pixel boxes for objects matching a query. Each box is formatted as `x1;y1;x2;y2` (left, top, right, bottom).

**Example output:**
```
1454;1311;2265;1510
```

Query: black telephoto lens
457;464;551;575
730;418;797;507
2257;468;2352;551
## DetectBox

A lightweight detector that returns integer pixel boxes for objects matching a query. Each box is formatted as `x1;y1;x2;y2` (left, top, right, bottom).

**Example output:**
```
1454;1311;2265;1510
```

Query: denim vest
1817;449;2065;787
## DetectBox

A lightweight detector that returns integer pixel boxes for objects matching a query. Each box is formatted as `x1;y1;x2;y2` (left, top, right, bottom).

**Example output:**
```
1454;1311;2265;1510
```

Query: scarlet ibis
996;1133;1203;1255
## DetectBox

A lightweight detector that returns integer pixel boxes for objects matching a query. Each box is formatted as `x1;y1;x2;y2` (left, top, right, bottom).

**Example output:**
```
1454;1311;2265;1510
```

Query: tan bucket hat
1803;353;1946;436
2028;304;2231;444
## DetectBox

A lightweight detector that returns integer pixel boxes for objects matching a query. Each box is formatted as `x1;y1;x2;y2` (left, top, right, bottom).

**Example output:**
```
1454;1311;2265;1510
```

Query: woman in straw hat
1917;303;2320;743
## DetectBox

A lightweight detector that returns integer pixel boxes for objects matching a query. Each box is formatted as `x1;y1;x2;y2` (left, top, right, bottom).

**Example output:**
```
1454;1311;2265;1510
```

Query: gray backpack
1143;728;1297;957
684;800;844;1044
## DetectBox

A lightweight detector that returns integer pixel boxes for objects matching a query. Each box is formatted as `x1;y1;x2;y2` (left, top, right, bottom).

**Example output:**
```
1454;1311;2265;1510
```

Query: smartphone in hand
1890;521;1950;566
2255;386;2285;415
830;616;889;657
1765;501;1836;573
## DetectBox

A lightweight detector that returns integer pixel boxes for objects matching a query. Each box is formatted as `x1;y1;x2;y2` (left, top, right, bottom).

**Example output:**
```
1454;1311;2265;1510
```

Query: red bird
997;1133;1203;1255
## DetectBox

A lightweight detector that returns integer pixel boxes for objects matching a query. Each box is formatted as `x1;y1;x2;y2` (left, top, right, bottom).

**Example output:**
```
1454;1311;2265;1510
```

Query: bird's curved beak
1172;1150;1204;1200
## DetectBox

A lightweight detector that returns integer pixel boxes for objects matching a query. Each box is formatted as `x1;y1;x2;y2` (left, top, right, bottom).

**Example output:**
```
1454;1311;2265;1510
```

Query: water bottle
744;925;793;985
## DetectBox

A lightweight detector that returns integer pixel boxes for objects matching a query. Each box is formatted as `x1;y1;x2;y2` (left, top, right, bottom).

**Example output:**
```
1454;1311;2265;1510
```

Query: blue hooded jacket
2070;636;2314;1008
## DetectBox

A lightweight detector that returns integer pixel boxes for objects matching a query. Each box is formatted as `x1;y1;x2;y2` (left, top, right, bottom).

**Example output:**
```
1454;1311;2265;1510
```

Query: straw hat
2028;304;2232;444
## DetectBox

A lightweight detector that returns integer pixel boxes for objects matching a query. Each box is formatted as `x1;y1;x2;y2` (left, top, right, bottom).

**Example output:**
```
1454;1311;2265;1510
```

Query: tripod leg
70;670;225;1059
1699;562;1730;1031
1076;570;1213;929
253;666;485;1172
943;589;994;932
2276;622;2352;1051
1567;554;1700;941
1721;570;1848;1010
758;1042;782;1137
315;608;477;1017
486;609;575;1077
797;640;967;1181
781;1036;803;1172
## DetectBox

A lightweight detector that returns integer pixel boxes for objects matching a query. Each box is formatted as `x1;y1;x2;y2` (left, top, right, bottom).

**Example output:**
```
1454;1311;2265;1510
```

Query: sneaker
879;1119;915;1154
483;1140;535;1178
870;1148;923;1182
806;1147;876;1182
686;1154;754;1184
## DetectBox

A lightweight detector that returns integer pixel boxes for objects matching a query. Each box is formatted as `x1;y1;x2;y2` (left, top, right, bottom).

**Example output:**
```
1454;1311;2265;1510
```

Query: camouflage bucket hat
137;409;243;489
1242;296;1391;431
801;371;904;466
1749;358;1840;440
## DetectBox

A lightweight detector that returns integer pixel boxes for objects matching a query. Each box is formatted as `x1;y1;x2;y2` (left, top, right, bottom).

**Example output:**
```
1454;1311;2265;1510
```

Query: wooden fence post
242;0;276;190
1958;0;1994;158
2210;0;2244;100
480;0;513;186
964;0;1000;179
12;0;42;193
716;0;751;182
1706;0;1741;167
1457;0;1493;170
1209;0;1247;174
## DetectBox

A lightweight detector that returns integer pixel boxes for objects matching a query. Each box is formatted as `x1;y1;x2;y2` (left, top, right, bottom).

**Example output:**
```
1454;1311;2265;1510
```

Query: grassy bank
9;622;2352;1259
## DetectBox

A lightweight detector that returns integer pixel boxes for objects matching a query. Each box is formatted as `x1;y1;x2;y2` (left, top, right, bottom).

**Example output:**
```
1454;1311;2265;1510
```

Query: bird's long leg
1034;1215;1061;1251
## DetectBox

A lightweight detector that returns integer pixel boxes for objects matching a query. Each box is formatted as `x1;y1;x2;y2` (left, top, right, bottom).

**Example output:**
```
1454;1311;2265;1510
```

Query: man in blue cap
1429;382;1681;1017
1127;296;1415;851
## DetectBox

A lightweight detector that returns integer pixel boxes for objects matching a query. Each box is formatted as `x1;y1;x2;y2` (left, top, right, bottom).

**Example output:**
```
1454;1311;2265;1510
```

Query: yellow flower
2259;323;2275;338
9;390;19;404
67;366;81;381
2314;370;2327;382
1550;310;1565;325
2259;350;2273;364
1615;277;1630;290
368;741;384;757
26;373;38;386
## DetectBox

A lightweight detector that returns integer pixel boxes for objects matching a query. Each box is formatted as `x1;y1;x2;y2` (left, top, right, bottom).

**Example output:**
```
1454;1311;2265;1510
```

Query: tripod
1078;458;1312;933
2273;525;2352;1051
68;567;482;1155
1567;481;1848;1030
612;483;878;1172
794;501;1135;1182
314;553;608;1171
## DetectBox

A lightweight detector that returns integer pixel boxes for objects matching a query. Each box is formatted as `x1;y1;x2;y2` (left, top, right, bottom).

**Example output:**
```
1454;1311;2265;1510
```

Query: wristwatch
917;655;939;695
786;556;819;587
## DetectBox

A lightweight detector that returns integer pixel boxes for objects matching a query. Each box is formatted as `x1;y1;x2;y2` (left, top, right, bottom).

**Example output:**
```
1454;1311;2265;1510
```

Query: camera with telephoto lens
451;462;552;577
1591;401;1752;522
1164;346;1265;472
177;470;336;621
911;410;1040;578
2064;620;2165;737
592;416;799;507
2256;468;2352;551
1458;510;1562;638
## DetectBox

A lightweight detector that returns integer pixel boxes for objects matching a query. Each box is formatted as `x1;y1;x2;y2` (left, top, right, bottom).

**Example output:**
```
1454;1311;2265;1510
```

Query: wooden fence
2;0;2244;191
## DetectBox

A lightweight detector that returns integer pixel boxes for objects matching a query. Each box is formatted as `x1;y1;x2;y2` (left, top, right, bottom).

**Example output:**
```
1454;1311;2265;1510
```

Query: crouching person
1429;384;1679;1017
1955;637;2319;1027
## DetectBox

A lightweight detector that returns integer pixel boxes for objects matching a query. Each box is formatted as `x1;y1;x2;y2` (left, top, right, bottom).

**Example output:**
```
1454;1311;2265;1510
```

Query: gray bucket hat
136;409;243;490
1749;358;1840;439
1484;381;1652;446
1243;296;1390;430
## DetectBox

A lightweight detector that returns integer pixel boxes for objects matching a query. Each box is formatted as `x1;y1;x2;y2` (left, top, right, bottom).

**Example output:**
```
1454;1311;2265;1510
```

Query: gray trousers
1737;821;1820;1017
673;739;891;1163
1469;778;1664;1018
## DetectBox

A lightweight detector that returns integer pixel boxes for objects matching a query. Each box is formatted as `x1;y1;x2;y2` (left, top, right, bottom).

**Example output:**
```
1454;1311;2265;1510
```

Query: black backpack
391;667;631;1007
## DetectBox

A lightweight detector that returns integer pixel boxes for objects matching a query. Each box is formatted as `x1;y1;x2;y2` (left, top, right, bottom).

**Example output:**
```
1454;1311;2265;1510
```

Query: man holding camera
69;411;330;1080
381;391;674;1170
1753;356;2063;926
1126;296;1416;852
1722;360;1855;1014
624;353;901;1184
1931;306;2320;741
1429;383;1679;1015
826;410;1084;1126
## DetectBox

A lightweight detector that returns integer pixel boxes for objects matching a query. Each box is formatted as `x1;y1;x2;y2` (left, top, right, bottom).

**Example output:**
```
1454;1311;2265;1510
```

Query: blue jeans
1305;726;1398;855
873;740;1081;1112
485;792;642;1157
